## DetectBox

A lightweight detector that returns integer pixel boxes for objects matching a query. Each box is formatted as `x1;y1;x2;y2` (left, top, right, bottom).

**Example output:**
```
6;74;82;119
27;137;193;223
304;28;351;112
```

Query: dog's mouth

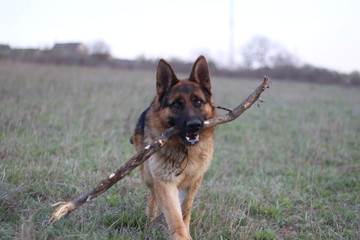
183;132;200;146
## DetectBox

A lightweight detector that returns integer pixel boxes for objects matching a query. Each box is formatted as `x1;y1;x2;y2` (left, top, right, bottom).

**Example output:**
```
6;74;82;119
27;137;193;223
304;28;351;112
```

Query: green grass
0;61;359;239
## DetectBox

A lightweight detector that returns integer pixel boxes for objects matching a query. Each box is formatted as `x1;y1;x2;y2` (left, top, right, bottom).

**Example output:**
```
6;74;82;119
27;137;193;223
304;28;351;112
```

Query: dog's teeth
185;134;200;145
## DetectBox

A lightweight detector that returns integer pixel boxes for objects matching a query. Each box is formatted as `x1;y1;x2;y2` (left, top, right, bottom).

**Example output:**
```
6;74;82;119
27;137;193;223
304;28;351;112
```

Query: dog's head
155;56;215;146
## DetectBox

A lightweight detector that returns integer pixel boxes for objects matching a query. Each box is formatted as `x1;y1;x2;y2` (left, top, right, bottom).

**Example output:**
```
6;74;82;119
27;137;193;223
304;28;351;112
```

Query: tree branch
47;76;271;226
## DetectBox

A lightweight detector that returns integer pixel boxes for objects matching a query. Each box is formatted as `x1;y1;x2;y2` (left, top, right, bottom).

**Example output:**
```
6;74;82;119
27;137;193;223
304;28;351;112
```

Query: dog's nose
186;119;202;131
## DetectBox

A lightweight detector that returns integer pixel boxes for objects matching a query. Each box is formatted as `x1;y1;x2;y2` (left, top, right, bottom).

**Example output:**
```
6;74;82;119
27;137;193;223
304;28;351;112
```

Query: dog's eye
172;101;183;110
193;98;204;108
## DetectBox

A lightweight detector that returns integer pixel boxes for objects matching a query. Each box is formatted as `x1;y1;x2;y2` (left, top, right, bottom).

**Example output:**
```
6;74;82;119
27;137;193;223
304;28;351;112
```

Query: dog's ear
156;59;179;100
189;55;211;94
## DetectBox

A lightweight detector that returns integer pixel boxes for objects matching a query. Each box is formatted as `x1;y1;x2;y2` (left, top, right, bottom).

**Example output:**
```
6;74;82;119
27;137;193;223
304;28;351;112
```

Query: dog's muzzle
183;119;203;146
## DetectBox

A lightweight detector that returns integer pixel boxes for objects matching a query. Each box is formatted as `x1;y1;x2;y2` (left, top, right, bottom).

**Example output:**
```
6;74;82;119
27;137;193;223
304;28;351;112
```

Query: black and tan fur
131;56;216;240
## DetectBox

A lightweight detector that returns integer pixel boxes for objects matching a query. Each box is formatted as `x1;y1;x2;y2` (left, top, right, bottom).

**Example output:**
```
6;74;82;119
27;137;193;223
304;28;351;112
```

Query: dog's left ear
189;56;211;94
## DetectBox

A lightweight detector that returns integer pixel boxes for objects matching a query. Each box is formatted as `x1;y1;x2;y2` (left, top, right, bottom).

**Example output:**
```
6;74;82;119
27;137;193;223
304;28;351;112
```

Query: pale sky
1;0;359;72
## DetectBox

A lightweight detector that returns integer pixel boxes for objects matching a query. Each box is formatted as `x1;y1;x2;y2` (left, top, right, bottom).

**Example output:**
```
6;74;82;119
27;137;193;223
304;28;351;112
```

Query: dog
131;56;216;240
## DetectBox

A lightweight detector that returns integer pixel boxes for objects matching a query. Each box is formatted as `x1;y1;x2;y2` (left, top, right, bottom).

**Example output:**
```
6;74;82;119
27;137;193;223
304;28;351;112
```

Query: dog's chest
149;143;212;185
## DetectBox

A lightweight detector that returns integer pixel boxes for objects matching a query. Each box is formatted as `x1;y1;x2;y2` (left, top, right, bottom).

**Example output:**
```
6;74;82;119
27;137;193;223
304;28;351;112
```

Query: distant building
0;44;11;51
0;44;11;58
52;43;88;55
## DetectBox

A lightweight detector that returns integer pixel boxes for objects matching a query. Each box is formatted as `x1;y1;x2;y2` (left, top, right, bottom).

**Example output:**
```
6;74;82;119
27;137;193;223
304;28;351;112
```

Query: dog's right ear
156;59;179;100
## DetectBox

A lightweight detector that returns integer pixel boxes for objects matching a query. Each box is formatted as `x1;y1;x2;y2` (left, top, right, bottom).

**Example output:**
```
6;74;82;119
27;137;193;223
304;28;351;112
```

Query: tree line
0;38;359;86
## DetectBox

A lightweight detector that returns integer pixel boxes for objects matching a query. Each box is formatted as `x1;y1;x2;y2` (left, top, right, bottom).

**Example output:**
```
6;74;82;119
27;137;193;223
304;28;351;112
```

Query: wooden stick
48;76;271;226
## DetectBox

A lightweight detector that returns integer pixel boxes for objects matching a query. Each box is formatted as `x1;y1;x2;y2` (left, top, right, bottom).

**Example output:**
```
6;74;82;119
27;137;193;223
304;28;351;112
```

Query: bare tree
88;40;111;55
270;49;297;68
241;35;299;69
241;35;272;69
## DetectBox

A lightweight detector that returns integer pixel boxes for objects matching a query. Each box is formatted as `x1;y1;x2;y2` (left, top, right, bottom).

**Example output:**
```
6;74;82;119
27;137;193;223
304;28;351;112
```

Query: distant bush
1;43;359;86
212;64;360;86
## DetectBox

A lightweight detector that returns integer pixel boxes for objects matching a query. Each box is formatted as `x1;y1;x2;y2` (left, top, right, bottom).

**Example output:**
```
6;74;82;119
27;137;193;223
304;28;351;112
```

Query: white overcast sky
1;0;359;72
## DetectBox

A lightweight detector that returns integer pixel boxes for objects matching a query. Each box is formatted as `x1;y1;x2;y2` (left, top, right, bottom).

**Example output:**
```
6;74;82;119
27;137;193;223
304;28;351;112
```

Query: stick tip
47;201;76;226
263;76;271;88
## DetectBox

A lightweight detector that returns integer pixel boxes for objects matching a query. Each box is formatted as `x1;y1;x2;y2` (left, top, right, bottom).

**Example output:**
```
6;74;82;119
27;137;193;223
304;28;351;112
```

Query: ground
0;61;359;239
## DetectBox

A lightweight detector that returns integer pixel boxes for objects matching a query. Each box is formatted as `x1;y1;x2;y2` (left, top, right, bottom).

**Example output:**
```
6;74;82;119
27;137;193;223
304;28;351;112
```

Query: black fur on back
130;106;150;144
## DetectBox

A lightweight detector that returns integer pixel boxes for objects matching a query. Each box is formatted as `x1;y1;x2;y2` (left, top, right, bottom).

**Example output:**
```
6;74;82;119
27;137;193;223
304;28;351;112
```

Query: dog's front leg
181;176;203;234
153;182;190;240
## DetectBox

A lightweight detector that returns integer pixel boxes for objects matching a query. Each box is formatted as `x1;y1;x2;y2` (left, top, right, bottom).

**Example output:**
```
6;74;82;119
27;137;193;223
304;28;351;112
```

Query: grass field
0;61;359;240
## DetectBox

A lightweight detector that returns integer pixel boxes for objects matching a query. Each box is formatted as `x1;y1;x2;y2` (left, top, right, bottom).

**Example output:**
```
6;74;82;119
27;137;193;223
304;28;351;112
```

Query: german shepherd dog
131;56;216;240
